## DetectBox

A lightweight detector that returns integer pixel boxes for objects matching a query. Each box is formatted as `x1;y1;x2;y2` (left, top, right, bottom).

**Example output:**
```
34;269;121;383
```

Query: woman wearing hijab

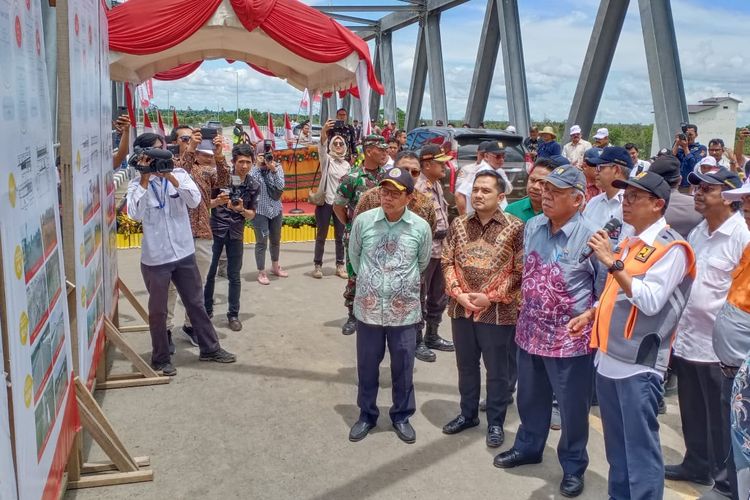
312;121;352;279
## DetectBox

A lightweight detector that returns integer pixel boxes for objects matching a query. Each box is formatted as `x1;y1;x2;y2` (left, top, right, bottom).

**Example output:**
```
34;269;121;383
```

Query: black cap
379;165;415;194
687;168;743;189
612;171;672;204
548;154;571;167
484;141;506;154
477;140;493;153
647;155;681;184
588;146;633;169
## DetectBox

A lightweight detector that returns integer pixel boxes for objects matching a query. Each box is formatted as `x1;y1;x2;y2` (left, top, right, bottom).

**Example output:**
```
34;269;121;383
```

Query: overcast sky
150;0;750;125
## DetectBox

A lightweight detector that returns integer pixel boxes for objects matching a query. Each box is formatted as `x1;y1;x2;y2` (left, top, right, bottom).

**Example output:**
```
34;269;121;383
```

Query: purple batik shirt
515;213;607;358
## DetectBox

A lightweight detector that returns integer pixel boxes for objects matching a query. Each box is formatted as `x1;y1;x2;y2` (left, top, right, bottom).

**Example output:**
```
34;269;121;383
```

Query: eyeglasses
406;168;421;177
595;163;615;172
695;182;720;194
179;136;191;143
379;186;405;198
623;190;657;204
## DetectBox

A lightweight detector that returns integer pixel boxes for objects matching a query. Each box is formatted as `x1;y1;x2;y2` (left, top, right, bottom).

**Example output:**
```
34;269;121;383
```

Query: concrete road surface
66;243;708;500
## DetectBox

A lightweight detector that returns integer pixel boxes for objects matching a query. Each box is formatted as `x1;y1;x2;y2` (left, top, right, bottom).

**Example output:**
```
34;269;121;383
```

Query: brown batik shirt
353;186;437;233
179;150;229;240
441;209;524;325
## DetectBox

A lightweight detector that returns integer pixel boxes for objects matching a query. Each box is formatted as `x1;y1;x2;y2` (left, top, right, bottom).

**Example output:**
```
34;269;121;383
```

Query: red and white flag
300;89;310;110
267;112;276;149
124;83;138;153
138;83;150;110
156;109;166;138
143;111;154;134
313;91;321;103
248;115;264;144
172;108;179;129
284;113;295;142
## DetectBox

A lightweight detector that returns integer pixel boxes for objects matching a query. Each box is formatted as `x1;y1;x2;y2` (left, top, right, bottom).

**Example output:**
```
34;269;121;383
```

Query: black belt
720;362;739;378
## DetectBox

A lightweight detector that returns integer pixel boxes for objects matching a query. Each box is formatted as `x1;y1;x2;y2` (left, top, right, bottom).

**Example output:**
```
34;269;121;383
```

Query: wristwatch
608;259;624;274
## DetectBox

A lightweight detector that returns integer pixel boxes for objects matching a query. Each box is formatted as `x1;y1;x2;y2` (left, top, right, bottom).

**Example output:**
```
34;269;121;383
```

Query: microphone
579;217;623;263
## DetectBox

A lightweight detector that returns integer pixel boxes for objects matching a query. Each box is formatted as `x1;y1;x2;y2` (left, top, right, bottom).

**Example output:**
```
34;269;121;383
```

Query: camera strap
150;178;168;209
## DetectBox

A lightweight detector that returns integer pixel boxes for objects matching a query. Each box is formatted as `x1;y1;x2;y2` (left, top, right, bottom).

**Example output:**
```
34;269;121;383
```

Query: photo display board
0;0;76;498
67;0;112;383
0;322;18;500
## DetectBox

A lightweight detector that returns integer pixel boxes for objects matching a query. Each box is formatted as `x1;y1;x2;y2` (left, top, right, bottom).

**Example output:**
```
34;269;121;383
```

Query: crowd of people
119;110;750;499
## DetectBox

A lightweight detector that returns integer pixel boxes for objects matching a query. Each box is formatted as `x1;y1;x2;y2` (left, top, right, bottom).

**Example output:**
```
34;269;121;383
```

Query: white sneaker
335;264;349;280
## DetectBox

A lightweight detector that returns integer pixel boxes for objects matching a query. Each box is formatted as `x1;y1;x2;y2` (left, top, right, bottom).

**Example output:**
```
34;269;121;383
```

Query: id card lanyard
150;177;168;209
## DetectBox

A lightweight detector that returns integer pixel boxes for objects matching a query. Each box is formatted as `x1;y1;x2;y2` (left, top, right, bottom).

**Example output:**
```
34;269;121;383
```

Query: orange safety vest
591;228;696;371
727;243;750;313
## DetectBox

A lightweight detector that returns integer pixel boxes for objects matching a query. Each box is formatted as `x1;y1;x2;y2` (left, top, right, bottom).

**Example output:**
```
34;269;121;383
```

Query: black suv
406;127;527;204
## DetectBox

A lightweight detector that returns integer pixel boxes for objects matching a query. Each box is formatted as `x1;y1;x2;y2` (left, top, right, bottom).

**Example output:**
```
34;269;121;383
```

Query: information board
0;1;76;498
0;323;18;500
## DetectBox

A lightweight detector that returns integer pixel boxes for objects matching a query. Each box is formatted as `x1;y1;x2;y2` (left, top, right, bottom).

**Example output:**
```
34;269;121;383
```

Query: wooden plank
119;324;149;333
75;378;137;471
102;318;159;378
97;376;170;390
67;469;153;489
96;339;108;385
117;277;149;323
81;456;150;474
66;433;83;481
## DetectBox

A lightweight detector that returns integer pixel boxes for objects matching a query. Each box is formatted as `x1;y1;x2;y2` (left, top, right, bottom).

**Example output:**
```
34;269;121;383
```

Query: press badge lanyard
150;178;168;209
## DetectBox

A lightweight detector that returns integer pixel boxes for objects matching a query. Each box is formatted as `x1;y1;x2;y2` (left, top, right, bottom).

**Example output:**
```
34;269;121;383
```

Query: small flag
124;83;137;154
284;113;295;143
267;112;276;149
300;88;310;110
248;115;264;144
172;108;179;129
156;109;166;139
143;111;154;134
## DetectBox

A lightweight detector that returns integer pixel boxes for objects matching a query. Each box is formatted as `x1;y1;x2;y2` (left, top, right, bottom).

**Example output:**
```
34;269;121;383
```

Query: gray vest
601;228;694;372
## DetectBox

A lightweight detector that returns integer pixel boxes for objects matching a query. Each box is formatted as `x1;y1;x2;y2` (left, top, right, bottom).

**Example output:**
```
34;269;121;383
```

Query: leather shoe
342;315;357;336
348;420;375;442
664;464;713;486
486;425;504;448
392;421;416;443
493;448;543;469
442;414;480;435
425;334;455;352
415;342;436;362
560;474;584;497
227;317;242;332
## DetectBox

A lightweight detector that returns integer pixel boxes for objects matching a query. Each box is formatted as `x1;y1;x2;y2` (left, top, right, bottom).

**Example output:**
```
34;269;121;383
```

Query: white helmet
235;118;243;125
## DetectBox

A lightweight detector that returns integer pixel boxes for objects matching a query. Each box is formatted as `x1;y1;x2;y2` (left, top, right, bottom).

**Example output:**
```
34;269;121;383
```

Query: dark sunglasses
179;135;191;143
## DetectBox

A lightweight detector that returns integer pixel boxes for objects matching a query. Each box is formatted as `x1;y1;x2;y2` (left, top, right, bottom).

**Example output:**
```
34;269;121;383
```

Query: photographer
672;123;707;187
327;108;358;163
126;133;236;375
250;141;287;285
203;144;260;331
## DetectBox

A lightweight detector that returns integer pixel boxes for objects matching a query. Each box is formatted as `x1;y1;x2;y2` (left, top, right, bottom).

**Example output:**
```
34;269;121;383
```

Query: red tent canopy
107;0;383;95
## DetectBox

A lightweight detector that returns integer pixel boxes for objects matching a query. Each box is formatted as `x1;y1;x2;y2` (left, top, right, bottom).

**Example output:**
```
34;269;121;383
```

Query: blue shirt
676;142;707;187
537;140;562;159
349;207;432;326
250;165;285;218
515;212;607;357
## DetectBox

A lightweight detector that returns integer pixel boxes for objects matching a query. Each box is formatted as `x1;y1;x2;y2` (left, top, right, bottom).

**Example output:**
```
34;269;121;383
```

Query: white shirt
456;161;510;213
126;168;202;266
562;139;593;167
455;161;482;191
673;212;750;362
629;159;651;177
596;217;689;379
582;190;634;240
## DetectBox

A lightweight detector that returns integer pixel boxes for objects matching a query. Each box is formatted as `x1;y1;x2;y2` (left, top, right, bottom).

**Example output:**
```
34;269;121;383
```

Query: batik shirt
334;165;385;228
180;151;229;239
732;356;750;471
349;207;432;326
442;210;524;325
515;213;607;357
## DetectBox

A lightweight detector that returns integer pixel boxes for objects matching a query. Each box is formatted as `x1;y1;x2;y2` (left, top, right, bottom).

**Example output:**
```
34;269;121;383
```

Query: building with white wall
651;96;741;156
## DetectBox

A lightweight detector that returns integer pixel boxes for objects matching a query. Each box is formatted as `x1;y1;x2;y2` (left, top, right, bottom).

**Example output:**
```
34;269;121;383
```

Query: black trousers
451;318;514;427
204;234;244;319
141;254;220;365
420;258;448;327
355;321;417;425
721;371;740;500
313;202;345;266
673;356;730;494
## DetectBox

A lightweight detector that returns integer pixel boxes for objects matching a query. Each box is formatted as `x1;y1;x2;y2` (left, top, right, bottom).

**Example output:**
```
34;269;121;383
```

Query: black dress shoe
442;415;480;435
342;315;357;336
349;420;375;442
486;425;504;448
393;421;416;443
560;474;584;497
664;464;713;486
415;342;436;362
425;334;455;352
493;448;543;469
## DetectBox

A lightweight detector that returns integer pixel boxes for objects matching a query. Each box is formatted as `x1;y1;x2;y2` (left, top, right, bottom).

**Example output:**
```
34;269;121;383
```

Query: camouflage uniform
334;166;386;313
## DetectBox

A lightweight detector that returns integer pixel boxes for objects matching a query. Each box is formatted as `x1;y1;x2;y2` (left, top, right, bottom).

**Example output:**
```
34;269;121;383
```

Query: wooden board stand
117;277;150;333
96;317;170;390
66;378;153;489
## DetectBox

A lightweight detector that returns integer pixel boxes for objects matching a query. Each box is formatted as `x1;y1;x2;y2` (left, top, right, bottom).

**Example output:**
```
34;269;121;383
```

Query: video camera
128;147;174;174
677;122;690;142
